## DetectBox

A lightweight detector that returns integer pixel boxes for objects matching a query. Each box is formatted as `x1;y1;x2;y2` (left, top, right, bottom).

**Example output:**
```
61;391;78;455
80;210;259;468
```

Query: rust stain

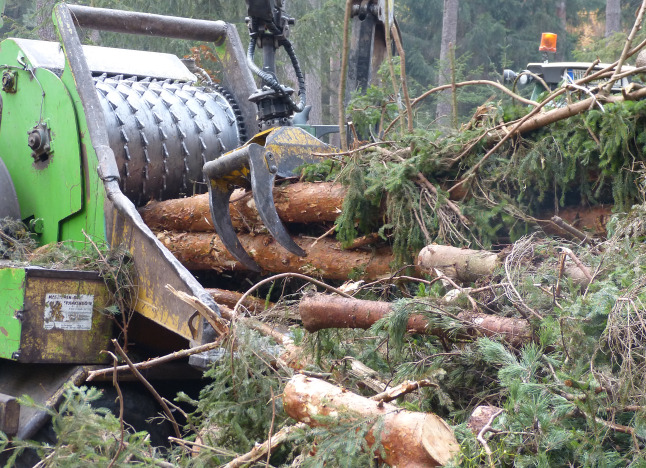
0;327;8;337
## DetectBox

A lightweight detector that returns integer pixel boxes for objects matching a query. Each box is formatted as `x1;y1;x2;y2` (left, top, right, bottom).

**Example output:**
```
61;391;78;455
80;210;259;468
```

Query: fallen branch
551;216;591;244
536;204;615;240
166;285;229;337
476;408;504;468
385;79;540;133
112;339;181;439
415;173;469;226
467;405;503;435
223;423;308;468
86;341;225;381
372;379;438;403
337;356;387;393
604;0;646;93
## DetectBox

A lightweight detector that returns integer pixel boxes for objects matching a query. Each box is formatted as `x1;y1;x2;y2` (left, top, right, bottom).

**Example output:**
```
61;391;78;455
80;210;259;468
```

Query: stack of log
141;182;394;281
141;181;610;282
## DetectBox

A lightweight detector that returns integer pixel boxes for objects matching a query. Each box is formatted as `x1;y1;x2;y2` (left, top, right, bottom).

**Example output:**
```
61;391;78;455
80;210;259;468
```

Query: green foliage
506;99;646;212
185;326;292;465
2;385;163;466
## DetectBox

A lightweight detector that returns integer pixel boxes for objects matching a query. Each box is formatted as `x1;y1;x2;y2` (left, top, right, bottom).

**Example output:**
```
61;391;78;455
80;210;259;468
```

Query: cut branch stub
283;374;459;467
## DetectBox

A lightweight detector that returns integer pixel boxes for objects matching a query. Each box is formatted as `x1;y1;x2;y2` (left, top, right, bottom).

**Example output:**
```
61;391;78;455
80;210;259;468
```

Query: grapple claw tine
208;183;261;272
248;145;306;257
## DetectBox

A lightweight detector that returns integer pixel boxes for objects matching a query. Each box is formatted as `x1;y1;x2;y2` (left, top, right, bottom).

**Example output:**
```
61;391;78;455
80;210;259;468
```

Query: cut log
140;182;346;232
283;374;459;467
299;293;532;346
416;244;592;288
416;245;500;283
207;288;273;314
156;231;394;281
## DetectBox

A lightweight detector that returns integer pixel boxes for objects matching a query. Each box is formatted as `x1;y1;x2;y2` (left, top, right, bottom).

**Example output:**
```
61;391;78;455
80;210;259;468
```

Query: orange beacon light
539;33;558;53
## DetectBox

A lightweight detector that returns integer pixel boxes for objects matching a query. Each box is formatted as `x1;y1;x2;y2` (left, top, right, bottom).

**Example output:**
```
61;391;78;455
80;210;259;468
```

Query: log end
421;415;461;466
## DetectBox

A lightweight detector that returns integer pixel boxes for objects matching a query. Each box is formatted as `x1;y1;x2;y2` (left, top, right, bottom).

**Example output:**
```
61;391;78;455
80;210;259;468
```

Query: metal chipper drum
0;38;243;241
95;73;244;205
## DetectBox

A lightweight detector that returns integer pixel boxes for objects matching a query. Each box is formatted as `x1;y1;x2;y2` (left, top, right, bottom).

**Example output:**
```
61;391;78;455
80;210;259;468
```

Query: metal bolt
28;218;44;234
2;71;15;92
11;350;21;360
27;130;41;150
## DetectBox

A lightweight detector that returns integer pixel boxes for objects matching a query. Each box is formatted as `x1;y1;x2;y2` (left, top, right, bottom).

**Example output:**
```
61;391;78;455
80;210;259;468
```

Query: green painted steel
0;268;25;360
56;56;107;244
53;15;107;244
0;38;106;245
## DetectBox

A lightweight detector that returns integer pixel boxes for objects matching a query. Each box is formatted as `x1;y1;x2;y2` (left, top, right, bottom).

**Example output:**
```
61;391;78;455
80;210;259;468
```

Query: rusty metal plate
18;268;112;364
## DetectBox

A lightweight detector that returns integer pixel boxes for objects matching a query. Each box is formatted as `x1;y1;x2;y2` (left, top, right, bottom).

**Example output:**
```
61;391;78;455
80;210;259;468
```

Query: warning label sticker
43;294;94;331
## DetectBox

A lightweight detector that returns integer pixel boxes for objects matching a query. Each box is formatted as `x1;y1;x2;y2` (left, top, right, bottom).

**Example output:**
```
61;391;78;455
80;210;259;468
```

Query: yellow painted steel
20;272;111;363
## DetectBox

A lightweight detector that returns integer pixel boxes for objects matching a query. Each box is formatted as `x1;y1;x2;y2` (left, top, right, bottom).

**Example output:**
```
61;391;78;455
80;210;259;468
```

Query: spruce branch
112;339;182;439
603;0;646;94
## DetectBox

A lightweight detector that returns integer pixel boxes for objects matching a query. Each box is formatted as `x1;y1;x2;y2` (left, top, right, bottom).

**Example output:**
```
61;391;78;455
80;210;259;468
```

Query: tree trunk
606;0;622;37
283;374;459;467
140;182;346;232
299;293;532;346
156;231;394;281
436;0;459;127
556;1;567;60
36;0;56;41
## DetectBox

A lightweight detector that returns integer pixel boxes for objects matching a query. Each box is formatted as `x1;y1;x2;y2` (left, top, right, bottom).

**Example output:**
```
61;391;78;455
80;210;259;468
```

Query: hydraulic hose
246;17;306;113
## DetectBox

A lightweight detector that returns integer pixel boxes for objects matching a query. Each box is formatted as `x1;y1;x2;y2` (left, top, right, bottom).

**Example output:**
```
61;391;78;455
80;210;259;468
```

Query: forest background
3;1;646;467
2;0;644;127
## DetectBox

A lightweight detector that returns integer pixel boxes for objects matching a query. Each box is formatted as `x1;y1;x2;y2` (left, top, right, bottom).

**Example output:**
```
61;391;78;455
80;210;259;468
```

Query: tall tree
606;0;621;36
556;1;567;59
436;0;458;127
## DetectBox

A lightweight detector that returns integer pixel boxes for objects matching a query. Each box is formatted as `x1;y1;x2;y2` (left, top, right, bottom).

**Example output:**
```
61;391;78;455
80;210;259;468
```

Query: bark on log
299;293;532;346
538;204;613;239
140;182;346;232
416;244;591;288
416;245;500;283
283;374;459;467
207;288;273;314
156;231;394;281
